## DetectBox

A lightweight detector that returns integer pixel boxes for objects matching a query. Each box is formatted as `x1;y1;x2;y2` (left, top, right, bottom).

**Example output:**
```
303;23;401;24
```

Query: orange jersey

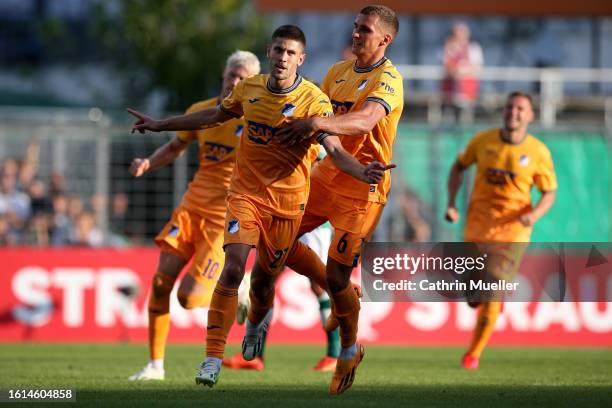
177;98;244;226
458;128;558;242
220;74;333;219
314;57;404;203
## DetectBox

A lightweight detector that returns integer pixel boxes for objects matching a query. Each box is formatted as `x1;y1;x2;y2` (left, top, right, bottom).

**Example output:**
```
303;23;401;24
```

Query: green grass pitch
0;344;611;407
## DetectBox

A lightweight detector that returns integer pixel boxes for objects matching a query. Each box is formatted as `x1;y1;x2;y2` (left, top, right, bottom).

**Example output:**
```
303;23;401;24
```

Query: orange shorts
224;193;302;275
298;176;384;267
470;242;528;281
155;206;225;296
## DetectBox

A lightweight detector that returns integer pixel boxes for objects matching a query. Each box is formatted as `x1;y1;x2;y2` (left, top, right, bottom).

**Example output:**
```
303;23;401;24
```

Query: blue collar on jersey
353;57;387;73
266;74;303;94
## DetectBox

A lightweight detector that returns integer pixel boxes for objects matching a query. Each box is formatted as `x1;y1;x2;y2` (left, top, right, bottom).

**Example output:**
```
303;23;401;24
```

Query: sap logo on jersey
204;142;235;161
228;219;240;234
486;167;516;185
281;103;296;117
247;121;280;145
330;100;354;115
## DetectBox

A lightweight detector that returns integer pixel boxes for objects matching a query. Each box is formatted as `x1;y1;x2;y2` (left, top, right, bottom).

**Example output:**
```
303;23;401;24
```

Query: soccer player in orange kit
267;5;404;395
445;91;557;369
127;25;393;387
127;50;261;381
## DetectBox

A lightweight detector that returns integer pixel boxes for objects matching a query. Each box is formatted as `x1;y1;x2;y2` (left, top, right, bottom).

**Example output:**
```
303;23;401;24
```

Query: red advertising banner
1;248;610;346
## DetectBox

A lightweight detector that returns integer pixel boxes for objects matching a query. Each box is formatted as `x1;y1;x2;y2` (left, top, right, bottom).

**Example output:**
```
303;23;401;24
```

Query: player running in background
127;51;261;381
445;91;557;369
127;25;392;387
263;4;403;395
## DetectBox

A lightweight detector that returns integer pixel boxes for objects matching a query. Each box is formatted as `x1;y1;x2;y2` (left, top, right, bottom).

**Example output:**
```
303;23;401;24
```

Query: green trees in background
94;0;268;110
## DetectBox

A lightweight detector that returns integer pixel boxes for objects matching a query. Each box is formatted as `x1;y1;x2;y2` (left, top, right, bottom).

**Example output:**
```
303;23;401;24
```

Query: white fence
396;65;612;128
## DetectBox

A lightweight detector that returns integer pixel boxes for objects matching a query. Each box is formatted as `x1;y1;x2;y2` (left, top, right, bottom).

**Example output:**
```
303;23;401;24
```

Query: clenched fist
129;158;150;177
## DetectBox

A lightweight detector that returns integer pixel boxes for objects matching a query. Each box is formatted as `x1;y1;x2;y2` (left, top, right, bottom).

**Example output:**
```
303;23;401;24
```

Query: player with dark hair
127;24;393;387
268;4;403;395
127;50;261;381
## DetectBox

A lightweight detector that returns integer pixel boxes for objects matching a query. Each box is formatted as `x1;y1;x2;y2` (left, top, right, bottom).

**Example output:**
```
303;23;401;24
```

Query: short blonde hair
226;50;261;76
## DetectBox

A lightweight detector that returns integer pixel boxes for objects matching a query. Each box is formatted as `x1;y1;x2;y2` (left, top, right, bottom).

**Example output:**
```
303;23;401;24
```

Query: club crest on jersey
228;219;240;234
282;103;296;117
169;225;179;237
234;124;244;137
357;80;368;91
519;154;530;167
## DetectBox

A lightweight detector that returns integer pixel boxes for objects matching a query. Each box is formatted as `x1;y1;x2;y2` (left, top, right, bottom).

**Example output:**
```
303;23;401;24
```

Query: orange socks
206;283;238;359
286;240;328;291
466;301;502;358
331;284;360;348
247;286;275;326
148;271;176;360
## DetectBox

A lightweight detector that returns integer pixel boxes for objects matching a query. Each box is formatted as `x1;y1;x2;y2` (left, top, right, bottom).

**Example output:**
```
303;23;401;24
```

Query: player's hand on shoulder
127;108;160;133
363;161;395;184
277;117;316;146
129;158;150;177
444;206;460;223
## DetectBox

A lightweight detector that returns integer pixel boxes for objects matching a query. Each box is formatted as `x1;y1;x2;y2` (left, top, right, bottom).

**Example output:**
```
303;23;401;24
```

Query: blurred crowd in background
1;0;610;247
0;138;132;247
0;136;433;247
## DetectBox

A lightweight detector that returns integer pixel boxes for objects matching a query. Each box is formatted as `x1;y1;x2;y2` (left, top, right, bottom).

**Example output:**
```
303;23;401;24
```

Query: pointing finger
126;108;143;119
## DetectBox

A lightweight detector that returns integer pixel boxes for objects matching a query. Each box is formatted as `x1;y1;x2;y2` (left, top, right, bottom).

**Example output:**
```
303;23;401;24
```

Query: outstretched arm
320;135;395;184
445;159;467;223
313;101;387;137
277;102;387;146
129;136;189;177
127;106;234;134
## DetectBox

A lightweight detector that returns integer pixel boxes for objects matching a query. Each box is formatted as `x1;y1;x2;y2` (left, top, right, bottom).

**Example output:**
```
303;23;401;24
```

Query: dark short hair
508;91;534;109
360;5;399;37
272;25;306;48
